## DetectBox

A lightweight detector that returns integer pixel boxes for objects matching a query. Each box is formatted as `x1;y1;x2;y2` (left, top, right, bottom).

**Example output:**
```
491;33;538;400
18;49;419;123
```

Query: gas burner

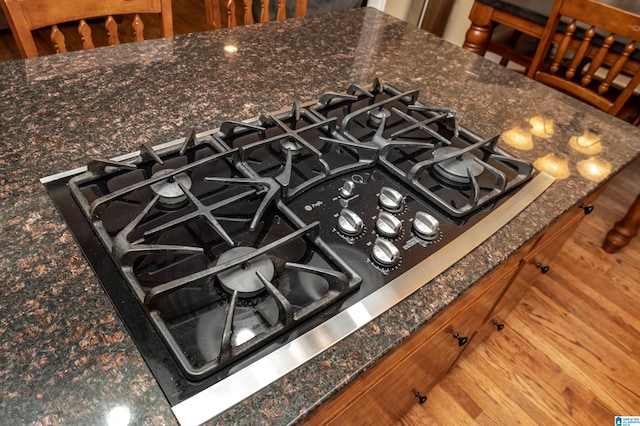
280;138;304;155
150;169;192;205
432;146;484;184
217;247;274;298
368;107;391;128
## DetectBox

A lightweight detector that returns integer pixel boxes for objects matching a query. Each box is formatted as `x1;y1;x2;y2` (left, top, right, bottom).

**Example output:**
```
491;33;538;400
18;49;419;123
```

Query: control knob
413;211;440;240
379;187;404;212
371;238;400;267
376;211;402;238
337;208;364;236
339;180;355;198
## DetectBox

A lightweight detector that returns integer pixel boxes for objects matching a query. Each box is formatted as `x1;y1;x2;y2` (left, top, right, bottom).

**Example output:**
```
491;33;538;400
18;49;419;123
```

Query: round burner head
368;107;391;128
150;169;192;205
432;146;484;184
217;247;275;298
280;138;303;155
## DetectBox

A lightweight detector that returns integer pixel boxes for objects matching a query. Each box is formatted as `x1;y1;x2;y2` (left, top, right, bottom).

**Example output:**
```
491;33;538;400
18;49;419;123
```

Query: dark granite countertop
1;7;639;425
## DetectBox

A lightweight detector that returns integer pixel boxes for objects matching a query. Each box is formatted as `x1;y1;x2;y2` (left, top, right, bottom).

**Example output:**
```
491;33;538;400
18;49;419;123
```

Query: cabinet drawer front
319;275;512;423
524;190;603;262
485;195;599;332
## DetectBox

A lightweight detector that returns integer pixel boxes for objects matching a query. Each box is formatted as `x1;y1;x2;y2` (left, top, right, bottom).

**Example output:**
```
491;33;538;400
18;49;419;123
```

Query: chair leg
603;193;640;253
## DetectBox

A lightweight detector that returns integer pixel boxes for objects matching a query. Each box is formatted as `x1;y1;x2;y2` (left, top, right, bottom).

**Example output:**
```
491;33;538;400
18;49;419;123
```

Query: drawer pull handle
453;332;468;346
492;320;505;331
579;203;594;215
536;263;550;274
414;391;427;404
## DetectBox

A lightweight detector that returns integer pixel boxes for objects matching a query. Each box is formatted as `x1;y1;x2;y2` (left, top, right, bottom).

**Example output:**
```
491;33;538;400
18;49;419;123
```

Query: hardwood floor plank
430;373;484;420
524;284;640;382
510;304;640;415
447;357;542;424
454;326;613;425
558;237;640;295
465;334;594;424
535;264;640;353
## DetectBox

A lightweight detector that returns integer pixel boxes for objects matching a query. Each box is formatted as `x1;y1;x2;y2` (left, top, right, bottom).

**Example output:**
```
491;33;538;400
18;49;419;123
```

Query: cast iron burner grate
309;80;534;217
67;131;361;380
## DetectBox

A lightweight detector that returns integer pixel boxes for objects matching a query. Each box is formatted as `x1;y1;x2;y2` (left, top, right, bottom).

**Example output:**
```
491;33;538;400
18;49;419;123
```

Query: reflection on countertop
502;116;614;183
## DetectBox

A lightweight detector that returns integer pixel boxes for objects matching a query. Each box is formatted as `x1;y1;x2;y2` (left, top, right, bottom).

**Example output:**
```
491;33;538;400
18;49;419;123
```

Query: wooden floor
402;156;640;425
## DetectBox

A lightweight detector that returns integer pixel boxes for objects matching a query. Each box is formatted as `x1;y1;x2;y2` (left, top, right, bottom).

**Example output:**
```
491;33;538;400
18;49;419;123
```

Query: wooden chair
205;0;307;30
525;0;640;118
0;0;173;58
486;27;539;73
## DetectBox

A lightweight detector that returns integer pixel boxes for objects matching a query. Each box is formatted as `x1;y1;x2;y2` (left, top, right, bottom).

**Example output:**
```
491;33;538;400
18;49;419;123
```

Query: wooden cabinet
478;191;603;342
304;191;603;425
304;252;522;425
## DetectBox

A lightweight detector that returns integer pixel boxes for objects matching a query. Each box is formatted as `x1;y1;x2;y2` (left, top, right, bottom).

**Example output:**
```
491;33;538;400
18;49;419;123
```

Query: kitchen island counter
1;7;638;425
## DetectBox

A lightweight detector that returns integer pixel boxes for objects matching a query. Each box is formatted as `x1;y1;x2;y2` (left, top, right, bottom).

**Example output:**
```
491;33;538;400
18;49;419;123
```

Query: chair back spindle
0;0;173;58
527;0;640;117
206;0;307;29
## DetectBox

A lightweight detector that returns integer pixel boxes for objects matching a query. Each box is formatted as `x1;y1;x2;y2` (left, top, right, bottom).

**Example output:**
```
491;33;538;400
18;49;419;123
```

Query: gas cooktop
42;80;554;425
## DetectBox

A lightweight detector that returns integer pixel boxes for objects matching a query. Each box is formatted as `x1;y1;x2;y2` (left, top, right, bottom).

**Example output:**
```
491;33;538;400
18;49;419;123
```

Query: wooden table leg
462;2;496;55
603;193;640;253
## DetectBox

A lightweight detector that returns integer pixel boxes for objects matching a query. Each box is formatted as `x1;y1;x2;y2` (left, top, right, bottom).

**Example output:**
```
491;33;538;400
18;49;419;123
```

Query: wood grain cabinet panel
478;192;602;344
360;274;514;421
304;255;520;425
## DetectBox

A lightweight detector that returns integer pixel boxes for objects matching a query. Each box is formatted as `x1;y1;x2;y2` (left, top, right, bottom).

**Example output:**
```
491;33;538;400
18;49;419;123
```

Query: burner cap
432;146;484;184
150;169;192;205
280;138;303;155
368;107;391;128
217;247;274;298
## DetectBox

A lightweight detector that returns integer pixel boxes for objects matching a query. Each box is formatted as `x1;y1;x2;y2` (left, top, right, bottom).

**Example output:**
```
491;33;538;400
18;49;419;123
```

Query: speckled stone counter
1;7;639;426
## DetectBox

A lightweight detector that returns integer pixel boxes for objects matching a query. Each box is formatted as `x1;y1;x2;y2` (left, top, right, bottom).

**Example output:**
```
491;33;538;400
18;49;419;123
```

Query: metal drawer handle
453;332;468;346
579;203;594;215
414;391;427;404
536;263;550;274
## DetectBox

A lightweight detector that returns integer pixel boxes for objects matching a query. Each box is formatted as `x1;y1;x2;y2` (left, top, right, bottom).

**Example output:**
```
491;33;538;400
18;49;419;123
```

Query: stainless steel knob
339;180;355;198
371;238;400;267
413;211;440;240
337;208;364;236
376;211;402;238
379;187;404;212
